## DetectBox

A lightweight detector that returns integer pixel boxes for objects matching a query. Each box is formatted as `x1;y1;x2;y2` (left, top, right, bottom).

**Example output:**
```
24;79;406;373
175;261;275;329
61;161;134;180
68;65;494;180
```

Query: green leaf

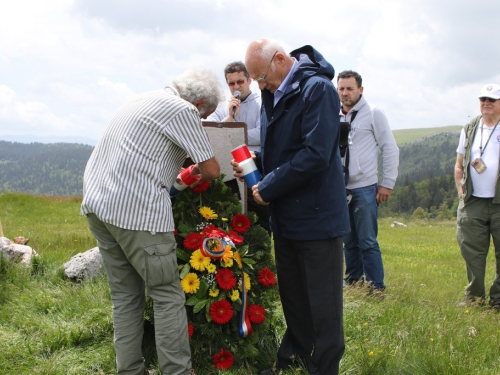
195;278;209;298
205;302;212;322
185;295;199;306
178;222;195;234
242;258;256;265
179;263;191;279
176;248;191;262
193;300;208;314
238;245;250;257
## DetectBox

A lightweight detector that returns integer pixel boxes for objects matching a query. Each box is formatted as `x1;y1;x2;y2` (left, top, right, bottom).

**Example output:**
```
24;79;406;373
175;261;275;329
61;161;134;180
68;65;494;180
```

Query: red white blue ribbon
239;272;252;338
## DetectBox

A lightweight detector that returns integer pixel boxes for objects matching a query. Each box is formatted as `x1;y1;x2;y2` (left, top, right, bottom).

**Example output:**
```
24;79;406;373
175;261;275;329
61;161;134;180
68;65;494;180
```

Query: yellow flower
369;351;374;357
222;259;234;268
190;250;211;271
234;251;243;268
239;272;251;292
465;310;469;314
199;206;218;220
230;290;240;301
181;273;200;294
209;288;220;297
221;218;228;222
364;322;368;326
221;244;233;262
430;338;434;341
207;263;216;273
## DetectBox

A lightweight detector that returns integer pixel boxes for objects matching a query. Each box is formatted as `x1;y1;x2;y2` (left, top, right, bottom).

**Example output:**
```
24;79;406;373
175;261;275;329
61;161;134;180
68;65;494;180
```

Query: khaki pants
86;213;191;375
456;196;500;304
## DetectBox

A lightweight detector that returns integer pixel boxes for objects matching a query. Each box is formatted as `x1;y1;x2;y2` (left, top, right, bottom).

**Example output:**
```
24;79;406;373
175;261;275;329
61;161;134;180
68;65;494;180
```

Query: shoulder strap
341;110;358;185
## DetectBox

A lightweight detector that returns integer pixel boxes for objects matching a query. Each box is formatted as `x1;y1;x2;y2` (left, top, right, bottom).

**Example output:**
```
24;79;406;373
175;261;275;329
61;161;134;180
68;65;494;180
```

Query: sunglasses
227;79;246;87
480;97;498;103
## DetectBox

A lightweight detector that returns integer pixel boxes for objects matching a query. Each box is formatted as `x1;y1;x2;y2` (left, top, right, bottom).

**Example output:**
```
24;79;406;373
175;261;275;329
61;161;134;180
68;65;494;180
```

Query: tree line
0;133;462;218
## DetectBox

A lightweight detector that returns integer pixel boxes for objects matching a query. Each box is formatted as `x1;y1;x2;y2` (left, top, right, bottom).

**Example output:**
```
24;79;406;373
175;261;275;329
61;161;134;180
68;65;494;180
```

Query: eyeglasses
227;79;246;87
480;97;498;103
256;50;278;83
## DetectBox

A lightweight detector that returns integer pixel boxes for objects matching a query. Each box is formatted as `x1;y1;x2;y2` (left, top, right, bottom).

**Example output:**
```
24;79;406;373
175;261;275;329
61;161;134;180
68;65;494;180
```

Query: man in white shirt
455;83;500;308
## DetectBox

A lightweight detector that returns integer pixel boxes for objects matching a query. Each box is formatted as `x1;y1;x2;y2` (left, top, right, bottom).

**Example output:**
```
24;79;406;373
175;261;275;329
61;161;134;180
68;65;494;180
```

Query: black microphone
232;90;241;119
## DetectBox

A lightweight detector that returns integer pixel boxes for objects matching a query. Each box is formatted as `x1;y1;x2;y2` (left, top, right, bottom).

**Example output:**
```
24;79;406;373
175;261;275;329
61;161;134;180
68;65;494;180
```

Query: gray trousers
86;213;191;375
456;196;500;304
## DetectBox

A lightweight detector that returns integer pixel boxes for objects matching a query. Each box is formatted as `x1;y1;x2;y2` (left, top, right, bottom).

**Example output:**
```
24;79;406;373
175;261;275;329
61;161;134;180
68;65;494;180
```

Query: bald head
245;39;293;93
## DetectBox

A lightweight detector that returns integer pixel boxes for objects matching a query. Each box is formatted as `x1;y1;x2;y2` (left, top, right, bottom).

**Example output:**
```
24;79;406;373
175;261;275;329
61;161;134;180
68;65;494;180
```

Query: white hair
172;68;225;111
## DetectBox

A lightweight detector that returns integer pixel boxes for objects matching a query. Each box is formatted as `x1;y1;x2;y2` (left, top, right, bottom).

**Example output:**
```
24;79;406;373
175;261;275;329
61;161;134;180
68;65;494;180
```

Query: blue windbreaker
255;45;350;240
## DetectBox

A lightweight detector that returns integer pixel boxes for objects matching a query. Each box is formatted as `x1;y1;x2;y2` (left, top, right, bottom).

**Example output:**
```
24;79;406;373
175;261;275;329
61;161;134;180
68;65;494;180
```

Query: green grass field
392;125;462;145
1;192;499;374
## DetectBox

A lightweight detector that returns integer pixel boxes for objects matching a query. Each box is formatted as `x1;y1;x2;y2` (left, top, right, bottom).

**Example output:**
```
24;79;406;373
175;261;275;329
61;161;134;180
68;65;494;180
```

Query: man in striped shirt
81;68;224;375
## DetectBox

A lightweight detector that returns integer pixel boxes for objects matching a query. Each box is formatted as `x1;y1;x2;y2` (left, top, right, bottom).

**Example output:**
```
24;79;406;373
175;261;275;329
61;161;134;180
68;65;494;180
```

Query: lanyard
479;120;499;157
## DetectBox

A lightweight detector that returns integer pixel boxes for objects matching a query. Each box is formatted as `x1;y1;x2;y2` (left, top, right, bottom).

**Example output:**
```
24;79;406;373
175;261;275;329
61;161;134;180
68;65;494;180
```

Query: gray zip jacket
206;91;261;152
340;95;399;190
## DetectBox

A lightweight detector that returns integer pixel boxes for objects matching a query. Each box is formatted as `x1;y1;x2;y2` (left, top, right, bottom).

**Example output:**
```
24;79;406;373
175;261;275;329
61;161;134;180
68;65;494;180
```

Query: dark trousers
273;237;344;375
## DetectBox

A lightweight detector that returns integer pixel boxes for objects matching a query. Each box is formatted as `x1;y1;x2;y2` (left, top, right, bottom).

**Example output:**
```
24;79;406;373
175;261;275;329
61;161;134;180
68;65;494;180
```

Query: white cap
478;83;500;99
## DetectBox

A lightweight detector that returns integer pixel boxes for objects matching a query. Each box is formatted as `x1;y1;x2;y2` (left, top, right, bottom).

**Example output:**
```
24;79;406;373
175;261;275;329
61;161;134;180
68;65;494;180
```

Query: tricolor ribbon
239;271;252;338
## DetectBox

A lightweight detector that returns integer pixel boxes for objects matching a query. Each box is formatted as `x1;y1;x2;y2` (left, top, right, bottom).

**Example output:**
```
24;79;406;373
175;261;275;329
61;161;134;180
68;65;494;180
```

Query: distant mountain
392;125;462;145
0;135;98;146
0;127;464;218
0;141;93;196
390;130;460;187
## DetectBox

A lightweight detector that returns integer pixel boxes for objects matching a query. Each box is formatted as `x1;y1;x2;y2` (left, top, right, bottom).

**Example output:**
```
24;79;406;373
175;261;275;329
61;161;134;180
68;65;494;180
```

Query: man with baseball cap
455;83;500;308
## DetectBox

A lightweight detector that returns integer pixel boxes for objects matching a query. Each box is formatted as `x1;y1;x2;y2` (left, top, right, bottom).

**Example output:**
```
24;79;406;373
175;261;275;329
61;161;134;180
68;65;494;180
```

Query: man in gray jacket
207;61;261;151
337;70;399;291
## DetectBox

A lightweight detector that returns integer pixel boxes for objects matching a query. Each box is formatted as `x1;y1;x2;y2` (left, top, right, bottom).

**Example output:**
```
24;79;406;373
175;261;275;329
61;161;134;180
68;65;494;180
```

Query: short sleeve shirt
457;120;500;198
81;87;214;232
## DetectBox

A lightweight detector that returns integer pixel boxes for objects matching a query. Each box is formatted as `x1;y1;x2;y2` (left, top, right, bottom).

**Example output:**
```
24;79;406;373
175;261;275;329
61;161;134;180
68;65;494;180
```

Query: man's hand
230;151;256;182
228;95;241;120
376;186;392;203
230;160;245;182
252;183;269;206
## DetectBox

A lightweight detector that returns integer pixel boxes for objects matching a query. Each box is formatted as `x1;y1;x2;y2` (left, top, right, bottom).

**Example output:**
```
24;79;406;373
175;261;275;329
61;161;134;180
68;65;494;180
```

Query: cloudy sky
1;0;498;144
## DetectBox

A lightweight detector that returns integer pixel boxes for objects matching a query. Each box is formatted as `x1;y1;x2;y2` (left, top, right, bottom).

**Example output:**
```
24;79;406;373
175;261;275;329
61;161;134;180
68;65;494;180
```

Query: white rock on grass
0;236;39;266
63;247;104;281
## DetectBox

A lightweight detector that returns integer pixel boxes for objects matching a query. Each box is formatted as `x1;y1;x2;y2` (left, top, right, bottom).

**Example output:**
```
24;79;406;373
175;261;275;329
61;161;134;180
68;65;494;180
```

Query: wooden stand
202;121;248;212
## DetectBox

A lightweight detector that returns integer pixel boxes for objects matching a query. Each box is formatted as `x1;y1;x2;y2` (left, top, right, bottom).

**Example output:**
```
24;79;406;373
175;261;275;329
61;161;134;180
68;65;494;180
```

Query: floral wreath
172;175;281;372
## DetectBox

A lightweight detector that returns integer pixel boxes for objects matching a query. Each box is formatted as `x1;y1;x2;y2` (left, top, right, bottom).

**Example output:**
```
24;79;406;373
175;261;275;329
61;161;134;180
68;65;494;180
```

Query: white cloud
0;0;499;141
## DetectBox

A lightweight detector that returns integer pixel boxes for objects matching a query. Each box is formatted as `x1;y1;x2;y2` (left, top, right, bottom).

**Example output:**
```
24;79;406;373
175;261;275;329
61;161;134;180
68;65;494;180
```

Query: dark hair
224;61;250;80
337;70;362;88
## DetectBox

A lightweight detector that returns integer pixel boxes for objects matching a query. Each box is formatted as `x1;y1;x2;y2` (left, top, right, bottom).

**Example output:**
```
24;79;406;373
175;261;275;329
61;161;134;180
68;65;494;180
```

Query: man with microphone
207;61;261;151
208;61;270;232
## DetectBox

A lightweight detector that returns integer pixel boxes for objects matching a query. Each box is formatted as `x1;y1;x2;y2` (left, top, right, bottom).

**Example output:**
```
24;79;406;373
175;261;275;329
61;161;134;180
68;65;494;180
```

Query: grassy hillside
393;125;462;145
1;193;500;374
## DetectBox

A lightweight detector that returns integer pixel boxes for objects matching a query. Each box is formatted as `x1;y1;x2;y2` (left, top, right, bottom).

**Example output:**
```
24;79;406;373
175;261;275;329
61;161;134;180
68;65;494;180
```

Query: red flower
258;268;276;287
231;214;251;233
183;232;205;251
202;224;226;238
228;230;243;245
216;268;237;290
248;304;266;324
188;323;194;338
210;300;233;324
174;227;178;235
191;180;210;193
213;348;234;370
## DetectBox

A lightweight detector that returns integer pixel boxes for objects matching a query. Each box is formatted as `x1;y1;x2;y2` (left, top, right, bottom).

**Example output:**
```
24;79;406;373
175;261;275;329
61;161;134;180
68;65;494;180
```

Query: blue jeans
343;183;386;290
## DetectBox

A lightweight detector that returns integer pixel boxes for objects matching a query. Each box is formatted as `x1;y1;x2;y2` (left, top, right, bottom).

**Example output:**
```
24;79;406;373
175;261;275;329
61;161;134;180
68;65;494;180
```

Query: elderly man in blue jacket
232;39;350;375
